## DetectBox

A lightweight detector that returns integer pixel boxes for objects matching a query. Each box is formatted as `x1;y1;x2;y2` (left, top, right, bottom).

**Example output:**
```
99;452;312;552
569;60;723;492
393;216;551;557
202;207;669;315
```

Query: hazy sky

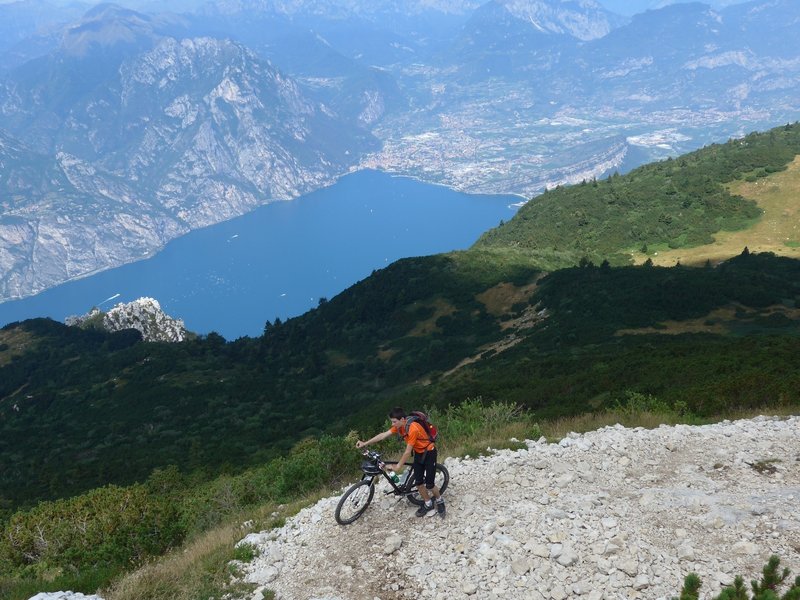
599;0;752;16
0;0;756;9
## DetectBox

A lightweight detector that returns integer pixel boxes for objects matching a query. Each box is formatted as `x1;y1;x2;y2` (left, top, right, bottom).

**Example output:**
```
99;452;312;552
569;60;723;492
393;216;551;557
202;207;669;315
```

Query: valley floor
238;416;799;600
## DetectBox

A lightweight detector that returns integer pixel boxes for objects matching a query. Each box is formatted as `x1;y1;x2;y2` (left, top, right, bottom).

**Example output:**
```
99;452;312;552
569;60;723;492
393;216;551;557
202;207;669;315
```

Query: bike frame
360;451;419;498
362;461;417;495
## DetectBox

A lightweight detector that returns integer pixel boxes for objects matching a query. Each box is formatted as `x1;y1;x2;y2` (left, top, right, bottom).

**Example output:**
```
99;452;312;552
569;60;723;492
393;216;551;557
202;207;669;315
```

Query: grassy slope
635;155;800;266
2;254;799;510
0;254;541;508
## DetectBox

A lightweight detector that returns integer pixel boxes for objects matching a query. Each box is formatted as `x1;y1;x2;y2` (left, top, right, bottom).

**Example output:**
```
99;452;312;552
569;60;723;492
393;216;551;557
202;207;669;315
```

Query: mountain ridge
474;122;800;266
0;9;378;302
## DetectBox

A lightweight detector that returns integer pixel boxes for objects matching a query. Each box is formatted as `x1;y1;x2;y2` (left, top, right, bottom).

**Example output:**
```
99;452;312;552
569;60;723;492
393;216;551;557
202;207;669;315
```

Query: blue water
0;170;519;339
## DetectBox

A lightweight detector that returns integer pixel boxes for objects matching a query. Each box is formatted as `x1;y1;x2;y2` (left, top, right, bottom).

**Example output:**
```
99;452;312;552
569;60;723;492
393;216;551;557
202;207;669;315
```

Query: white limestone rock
28;594;104;600
232;416;800;600
66;297;188;342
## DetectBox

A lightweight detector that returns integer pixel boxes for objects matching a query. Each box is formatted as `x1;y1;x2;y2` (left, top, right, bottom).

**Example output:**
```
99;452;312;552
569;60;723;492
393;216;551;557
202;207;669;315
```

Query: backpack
401;410;438;445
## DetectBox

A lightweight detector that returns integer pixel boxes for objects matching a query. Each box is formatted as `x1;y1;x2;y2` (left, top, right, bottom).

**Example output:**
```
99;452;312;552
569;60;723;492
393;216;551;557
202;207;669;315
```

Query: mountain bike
334;449;449;525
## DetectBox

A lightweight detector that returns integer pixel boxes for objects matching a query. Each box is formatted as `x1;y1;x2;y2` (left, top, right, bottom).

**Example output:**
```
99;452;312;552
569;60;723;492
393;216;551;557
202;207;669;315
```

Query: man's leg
423;450;440;498
414;456;437;516
417;485;430;502
425;450;445;517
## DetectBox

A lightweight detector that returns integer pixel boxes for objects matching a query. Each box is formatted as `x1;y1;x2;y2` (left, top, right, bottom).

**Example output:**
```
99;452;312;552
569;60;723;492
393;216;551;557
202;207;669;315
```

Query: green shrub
675;555;800;599
232;543;258;563
428;398;541;447
0;434;363;586
178;434;359;535
0;484;183;574
612;390;674;418
613;390;669;415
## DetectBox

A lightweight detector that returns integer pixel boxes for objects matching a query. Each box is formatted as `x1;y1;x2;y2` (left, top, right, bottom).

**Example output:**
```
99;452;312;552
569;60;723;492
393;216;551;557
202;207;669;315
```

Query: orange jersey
391;420;435;454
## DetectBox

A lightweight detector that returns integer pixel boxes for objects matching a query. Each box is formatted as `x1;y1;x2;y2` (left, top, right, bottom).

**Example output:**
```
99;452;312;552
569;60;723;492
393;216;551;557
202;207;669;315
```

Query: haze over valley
1;0;799;321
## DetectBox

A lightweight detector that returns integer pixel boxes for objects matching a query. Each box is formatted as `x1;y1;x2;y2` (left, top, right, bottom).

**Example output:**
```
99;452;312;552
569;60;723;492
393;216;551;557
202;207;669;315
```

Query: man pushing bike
356;407;446;518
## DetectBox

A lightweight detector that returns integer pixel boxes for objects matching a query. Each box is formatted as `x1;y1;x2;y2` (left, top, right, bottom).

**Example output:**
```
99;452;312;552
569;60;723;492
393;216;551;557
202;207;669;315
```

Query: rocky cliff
0;6;376;304
65;296;189;342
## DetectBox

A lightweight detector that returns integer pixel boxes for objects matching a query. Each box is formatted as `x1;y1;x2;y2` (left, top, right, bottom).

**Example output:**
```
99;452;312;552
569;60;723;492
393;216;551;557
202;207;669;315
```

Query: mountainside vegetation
2;248;800;514
475;123;800;266
2;123;800;597
3;124;800;513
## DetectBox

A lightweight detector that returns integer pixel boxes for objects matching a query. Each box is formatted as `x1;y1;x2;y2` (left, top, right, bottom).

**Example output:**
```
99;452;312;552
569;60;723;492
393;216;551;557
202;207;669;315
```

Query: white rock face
238;416;800;600
500;0;615;41
28;593;104;600
0;34;369;304
66;297;188;342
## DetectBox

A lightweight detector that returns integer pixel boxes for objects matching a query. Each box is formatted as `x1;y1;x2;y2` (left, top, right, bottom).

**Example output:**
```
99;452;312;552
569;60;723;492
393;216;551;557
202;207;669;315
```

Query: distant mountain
450;0;800;88
182;13;407;125
723;0;800;56
377;0;800;197
0;128;174;301
195;0;483;68
0;1;88;64
3;0;800;307
597;0;752;16
0;5;377;302
576;0;800;111
453;0;623;76
198;0;482;21
483;0;622;41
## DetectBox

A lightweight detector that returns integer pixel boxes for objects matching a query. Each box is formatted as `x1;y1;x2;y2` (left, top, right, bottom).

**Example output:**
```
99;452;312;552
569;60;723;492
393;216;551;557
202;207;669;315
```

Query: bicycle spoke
335;480;374;524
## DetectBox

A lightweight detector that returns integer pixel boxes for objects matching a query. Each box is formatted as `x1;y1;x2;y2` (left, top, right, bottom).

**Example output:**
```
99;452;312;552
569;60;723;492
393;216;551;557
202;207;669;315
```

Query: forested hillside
2;249;799;513
475;122;800;265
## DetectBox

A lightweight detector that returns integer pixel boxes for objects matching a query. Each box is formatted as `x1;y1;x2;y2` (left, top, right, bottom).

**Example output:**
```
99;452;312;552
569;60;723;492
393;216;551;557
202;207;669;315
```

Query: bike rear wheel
335;479;375;525
407;464;449;506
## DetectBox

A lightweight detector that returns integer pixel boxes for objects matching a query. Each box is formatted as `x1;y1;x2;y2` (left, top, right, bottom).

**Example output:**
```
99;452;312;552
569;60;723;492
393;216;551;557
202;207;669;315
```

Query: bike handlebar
362;449;386;469
361;449;410;468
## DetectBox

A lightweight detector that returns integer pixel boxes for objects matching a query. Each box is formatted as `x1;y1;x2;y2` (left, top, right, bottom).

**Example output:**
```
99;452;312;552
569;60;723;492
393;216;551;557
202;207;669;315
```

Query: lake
0;170;520;339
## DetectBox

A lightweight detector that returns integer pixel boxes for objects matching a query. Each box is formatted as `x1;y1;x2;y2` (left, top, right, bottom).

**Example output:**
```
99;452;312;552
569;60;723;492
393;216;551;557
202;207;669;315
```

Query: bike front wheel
335;479;375;525
407;464;449;506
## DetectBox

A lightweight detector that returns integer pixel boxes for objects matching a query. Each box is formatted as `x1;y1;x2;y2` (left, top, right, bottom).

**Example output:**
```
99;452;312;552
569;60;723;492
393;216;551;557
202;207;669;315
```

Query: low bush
0;484;182;575
0;434;361;595
426;398;542;457
675;555;800;599
611;390;692;419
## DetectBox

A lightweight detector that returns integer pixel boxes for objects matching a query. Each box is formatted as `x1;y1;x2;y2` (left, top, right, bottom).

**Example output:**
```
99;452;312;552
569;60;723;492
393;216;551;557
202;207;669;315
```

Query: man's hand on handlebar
355;440;366;448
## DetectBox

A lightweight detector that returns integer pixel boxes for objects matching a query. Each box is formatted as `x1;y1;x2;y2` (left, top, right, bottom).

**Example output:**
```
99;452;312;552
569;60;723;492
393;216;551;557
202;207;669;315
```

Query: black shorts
412;448;437;489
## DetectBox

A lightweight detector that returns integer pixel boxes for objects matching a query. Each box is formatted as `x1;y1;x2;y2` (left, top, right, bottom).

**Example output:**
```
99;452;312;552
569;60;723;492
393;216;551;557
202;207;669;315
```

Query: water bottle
388;470;400;483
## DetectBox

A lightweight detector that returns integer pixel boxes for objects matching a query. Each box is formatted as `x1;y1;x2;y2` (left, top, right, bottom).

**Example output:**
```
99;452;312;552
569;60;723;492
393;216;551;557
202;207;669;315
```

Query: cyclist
356;407;445;518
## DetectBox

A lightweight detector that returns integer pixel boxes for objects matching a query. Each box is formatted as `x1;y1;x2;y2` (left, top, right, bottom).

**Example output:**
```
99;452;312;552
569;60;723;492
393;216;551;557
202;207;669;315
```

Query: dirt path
238;416;800;600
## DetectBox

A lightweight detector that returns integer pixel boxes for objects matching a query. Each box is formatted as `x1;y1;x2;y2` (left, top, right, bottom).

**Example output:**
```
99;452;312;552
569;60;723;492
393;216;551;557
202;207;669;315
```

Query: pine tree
675;556;800;600
679;573;702;600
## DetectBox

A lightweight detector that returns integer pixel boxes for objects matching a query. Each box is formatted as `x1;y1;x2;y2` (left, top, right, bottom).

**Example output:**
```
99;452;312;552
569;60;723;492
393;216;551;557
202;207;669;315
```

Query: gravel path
237;416;800;600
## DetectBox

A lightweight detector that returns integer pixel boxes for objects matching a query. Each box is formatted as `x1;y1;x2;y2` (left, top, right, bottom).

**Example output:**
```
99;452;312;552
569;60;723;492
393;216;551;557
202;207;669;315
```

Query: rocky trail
237;416;800;600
